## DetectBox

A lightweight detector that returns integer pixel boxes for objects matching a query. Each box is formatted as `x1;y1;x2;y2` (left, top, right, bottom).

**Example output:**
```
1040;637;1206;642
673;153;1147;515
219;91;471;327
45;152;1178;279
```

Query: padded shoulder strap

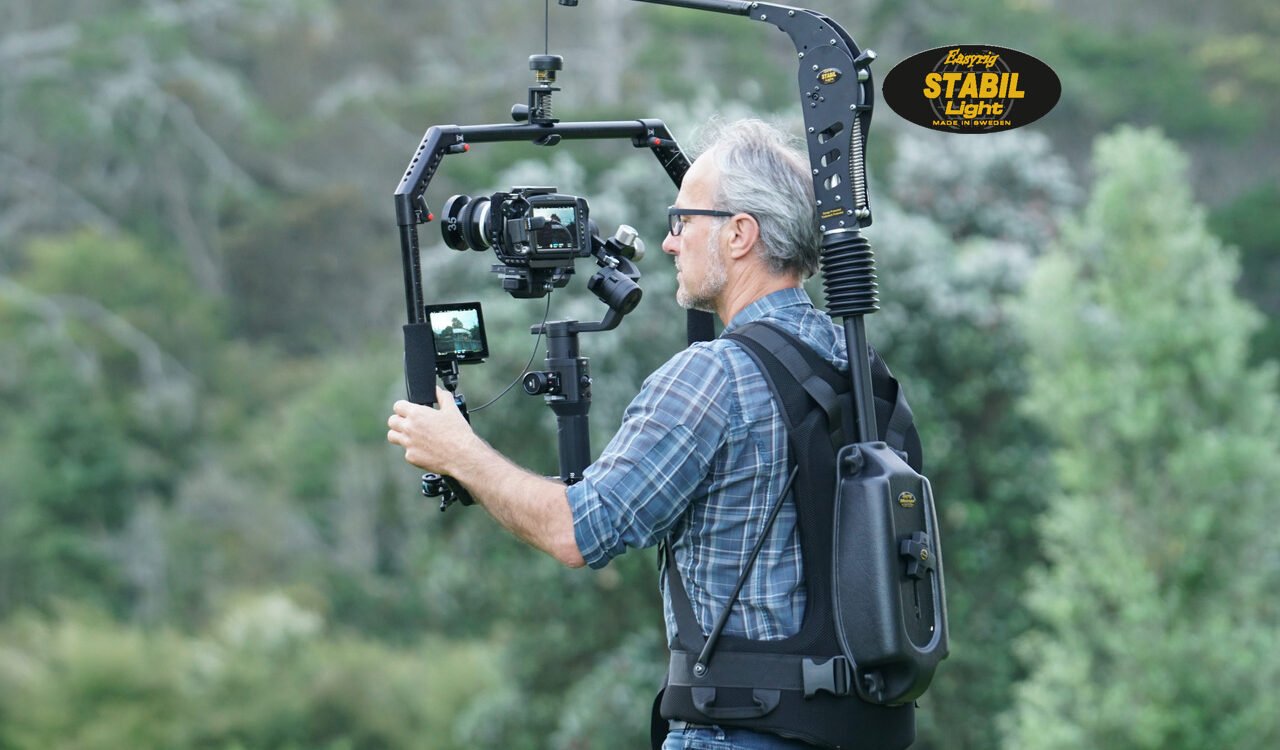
729;320;923;472
725;321;851;450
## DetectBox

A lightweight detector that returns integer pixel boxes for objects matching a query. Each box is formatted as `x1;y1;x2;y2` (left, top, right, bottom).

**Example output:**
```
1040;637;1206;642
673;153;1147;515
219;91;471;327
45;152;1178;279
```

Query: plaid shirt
567;288;848;646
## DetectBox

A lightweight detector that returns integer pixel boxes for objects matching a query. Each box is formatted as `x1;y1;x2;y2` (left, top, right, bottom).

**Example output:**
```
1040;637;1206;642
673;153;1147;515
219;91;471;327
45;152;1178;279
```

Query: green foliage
865;129;1076;750
1210;181;1280;361
1004;127;1280;749
0;594;499;750
548;630;668;750
0;353;133;614
0;231;216;617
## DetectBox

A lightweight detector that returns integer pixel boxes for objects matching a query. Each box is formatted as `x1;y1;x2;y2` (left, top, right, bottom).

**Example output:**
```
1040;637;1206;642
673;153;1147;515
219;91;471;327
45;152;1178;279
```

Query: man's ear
724;212;760;260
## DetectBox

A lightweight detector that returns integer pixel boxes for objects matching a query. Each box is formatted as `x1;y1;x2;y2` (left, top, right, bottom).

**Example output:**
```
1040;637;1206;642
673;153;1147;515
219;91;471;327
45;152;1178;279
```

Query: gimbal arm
394;119;687;416
394;120;687;331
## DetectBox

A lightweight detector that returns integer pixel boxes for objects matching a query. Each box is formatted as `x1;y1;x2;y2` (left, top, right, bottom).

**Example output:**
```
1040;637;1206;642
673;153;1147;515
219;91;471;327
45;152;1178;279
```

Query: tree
0;231;211;618
1004;127;1280;749
864;129;1076;750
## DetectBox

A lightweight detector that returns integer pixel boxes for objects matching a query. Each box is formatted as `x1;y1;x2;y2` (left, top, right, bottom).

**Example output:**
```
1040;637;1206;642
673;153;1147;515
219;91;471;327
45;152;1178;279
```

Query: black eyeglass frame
667;206;735;236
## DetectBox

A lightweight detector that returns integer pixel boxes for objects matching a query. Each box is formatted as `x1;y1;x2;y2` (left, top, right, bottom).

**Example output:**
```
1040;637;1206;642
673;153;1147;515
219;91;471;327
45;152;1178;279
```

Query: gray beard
676;234;728;313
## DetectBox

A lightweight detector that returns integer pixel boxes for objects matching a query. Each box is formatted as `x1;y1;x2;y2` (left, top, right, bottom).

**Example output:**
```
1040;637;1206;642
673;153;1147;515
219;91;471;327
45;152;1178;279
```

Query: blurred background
1;1;1277;748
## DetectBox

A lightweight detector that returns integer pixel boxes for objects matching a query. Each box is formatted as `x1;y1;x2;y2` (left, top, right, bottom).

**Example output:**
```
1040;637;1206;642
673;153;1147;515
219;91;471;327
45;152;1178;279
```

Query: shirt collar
723;287;813;333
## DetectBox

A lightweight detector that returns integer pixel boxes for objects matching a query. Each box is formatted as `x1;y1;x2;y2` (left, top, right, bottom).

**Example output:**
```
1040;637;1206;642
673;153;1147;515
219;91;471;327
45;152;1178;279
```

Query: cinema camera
441;182;644;308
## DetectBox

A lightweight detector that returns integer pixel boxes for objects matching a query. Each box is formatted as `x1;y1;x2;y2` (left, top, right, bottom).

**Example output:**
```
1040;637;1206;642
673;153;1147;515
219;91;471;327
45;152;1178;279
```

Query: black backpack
657;320;948;750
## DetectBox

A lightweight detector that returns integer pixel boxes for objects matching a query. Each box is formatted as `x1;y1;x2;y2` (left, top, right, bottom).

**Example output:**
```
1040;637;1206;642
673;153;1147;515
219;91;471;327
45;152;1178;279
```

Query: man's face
662;154;728;313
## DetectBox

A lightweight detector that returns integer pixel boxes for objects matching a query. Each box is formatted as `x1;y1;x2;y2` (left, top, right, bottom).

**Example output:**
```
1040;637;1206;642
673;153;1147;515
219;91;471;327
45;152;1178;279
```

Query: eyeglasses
667;206;734;236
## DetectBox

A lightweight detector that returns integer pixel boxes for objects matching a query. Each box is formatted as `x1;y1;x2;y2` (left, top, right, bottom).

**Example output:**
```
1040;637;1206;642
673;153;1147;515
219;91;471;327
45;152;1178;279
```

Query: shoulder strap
733;320;921;471
725;321;852;450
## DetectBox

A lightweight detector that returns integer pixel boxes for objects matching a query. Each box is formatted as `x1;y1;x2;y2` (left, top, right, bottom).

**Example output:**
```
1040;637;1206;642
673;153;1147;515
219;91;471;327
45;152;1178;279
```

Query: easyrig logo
882;45;1060;134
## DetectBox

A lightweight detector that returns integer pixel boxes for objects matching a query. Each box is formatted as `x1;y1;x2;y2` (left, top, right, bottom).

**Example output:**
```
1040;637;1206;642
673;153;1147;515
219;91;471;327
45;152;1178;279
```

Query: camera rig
393;0;949;711
395;0;881;509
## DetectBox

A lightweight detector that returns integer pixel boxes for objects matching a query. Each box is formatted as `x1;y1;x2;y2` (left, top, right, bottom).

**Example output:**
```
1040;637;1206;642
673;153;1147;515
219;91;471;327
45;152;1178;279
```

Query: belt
668;720;715;731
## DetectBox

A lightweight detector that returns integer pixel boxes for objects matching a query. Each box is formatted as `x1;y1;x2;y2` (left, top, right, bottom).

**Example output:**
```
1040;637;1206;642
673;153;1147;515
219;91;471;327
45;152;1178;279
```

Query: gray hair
695;118;820;277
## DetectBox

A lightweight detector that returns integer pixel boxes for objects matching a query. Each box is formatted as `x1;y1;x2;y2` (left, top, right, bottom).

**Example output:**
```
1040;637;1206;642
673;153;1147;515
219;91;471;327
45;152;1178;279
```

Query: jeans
662;721;819;749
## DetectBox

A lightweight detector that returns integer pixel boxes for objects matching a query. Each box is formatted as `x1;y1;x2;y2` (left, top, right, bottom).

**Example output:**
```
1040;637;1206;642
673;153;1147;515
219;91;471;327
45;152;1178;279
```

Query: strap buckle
802;655;852;698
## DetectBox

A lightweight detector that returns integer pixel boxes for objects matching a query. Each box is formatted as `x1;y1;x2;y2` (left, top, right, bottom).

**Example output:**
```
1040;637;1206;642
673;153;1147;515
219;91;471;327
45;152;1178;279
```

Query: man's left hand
387;387;475;474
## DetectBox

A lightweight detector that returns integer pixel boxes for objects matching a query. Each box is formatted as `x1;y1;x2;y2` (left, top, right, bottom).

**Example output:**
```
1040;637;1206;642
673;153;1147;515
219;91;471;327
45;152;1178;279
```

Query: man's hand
385;386;586;568
387;386;476;474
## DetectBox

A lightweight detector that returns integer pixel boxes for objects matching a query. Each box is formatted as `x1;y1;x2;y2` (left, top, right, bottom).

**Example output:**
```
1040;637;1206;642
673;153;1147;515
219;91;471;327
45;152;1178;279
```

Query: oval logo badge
881;45;1060;134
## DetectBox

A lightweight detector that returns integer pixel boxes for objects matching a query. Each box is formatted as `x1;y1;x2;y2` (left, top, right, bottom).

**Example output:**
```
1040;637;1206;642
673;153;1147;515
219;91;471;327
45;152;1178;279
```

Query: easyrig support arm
632;0;882;441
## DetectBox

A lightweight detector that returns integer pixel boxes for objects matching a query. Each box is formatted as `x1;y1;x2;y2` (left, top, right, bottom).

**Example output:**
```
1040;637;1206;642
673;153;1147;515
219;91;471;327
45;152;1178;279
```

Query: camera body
441;187;590;267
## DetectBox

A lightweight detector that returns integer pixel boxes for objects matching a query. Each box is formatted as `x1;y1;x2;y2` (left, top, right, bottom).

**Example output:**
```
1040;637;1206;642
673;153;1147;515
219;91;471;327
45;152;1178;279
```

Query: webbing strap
664;540;705;654
868;350;914;458
667;651;853;699
664;465;799;661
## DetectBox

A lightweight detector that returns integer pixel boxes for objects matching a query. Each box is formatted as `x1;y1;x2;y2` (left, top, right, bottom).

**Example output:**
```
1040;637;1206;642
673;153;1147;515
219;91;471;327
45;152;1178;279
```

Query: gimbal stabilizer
395;0;882;507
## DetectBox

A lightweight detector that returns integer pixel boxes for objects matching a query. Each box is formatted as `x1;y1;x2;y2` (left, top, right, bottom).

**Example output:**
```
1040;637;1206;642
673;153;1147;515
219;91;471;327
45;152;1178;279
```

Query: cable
544;0;549;55
469;291;553;413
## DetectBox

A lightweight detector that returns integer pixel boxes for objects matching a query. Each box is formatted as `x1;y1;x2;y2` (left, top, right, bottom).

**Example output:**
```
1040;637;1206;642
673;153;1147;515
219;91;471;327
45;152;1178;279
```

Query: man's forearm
447;435;586;568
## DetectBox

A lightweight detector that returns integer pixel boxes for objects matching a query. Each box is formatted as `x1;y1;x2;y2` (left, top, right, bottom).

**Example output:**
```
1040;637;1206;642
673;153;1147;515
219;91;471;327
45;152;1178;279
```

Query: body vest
658;321;946;750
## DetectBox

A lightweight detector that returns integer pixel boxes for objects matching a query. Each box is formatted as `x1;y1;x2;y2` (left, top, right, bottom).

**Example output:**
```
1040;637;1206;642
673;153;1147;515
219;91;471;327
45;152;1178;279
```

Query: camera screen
531;204;578;251
425;301;489;364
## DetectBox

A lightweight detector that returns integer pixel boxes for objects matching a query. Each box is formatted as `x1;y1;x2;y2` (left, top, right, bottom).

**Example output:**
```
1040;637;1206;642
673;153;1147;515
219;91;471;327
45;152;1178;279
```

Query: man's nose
661;232;679;256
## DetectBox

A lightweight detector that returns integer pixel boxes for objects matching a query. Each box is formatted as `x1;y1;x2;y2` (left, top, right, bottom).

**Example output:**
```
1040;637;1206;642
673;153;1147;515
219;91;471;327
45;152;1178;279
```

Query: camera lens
441;195;471;250
440;194;491;252
461;198;491;251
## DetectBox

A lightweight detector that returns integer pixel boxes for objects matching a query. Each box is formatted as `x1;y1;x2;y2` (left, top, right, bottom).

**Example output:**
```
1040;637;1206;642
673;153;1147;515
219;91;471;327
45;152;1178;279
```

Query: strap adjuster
802;656;852;698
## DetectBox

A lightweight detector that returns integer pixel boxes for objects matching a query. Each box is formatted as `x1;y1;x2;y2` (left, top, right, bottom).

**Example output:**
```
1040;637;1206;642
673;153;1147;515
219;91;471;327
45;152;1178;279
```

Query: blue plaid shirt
567;288;848;646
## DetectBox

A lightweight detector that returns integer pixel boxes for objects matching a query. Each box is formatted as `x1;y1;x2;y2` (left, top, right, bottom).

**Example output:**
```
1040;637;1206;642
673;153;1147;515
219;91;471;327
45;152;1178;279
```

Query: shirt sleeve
566;343;733;569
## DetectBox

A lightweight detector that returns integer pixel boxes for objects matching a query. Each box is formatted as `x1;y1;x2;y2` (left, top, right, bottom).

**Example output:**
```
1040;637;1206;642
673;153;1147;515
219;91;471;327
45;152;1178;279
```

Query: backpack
657;320;948;750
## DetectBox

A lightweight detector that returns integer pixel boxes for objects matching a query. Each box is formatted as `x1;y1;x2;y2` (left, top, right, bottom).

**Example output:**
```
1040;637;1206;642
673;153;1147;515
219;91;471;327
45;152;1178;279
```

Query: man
387;119;844;749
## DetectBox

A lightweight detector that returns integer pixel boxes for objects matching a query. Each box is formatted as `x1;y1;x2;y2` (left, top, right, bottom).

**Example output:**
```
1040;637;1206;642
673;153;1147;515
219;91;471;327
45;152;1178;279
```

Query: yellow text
922;72;1025;100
